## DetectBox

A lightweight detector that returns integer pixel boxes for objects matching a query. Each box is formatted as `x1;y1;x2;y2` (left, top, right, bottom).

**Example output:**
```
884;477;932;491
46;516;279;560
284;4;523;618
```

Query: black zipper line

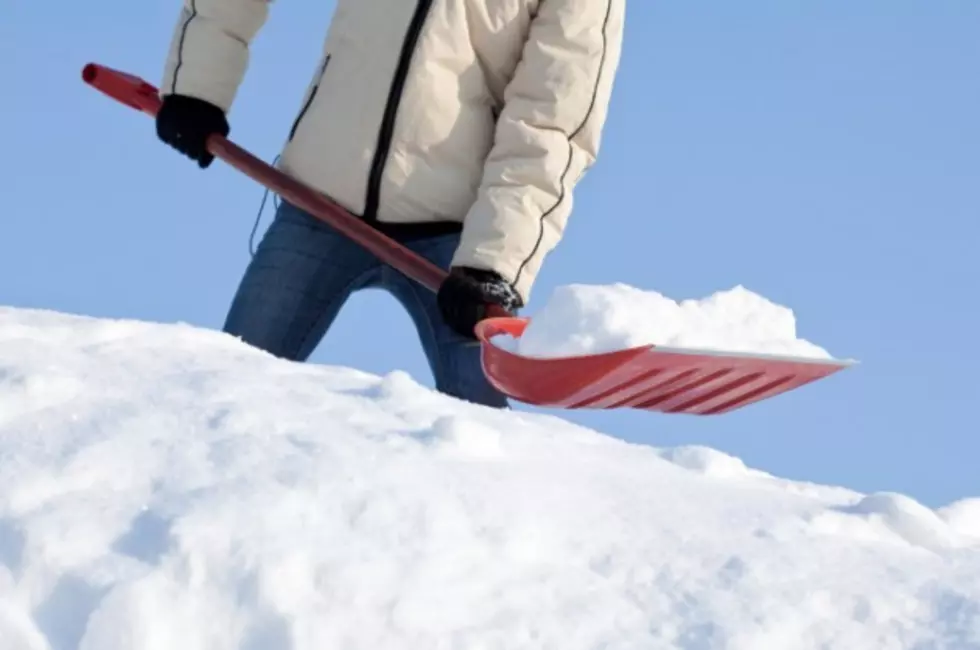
288;54;331;141
361;0;434;222
170;0;198;94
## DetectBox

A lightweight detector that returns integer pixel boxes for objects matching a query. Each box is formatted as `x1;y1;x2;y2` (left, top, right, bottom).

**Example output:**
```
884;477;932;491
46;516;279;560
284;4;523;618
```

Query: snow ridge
0;306;977;650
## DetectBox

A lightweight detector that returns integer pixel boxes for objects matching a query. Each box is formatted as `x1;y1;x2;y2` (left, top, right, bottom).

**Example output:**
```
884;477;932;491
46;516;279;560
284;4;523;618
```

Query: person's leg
223;200;379;361
381;233;510;408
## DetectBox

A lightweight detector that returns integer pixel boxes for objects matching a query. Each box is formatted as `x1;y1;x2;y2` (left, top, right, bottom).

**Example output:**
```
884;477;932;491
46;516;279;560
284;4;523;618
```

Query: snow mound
1;305;978;650
498;283;834;359
655;445;769;480
806;492;976;553
940;498;980;540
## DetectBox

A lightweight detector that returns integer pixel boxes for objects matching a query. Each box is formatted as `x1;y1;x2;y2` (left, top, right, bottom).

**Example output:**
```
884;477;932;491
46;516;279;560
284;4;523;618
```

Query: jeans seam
292;266;378;359
256;246;346;263
388;270;446;383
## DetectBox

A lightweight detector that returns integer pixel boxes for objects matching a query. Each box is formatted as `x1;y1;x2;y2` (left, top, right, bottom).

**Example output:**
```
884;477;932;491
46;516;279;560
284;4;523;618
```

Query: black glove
155;94;229;168
437;266;523;339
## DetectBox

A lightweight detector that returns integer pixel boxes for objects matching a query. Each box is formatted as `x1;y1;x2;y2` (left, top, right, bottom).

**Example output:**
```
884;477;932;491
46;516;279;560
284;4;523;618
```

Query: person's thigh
382;233;509;408
223;200;379;361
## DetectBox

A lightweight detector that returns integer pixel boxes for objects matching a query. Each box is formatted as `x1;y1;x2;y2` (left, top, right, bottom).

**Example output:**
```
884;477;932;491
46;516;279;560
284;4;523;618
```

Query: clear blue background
4;1;978;507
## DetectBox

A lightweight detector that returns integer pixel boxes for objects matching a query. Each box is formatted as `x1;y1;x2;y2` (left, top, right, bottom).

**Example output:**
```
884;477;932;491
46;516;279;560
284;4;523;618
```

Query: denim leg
382;233;510;408
223;200;380;361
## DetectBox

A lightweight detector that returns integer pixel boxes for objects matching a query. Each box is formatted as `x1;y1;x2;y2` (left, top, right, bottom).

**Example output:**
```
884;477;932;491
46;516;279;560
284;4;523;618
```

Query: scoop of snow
0;305;975;650
495;283;834;360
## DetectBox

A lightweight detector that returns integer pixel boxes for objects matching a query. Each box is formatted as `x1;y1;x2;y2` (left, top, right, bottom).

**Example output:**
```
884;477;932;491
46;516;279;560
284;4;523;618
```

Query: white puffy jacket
161;0;625;302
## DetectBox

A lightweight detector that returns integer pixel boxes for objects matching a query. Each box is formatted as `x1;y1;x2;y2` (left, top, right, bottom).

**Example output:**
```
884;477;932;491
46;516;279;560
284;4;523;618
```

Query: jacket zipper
362;0;434;221
288;54;331;141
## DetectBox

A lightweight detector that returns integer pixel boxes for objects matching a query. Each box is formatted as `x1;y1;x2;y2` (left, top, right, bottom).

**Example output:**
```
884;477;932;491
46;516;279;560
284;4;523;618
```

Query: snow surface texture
1;306;978;650
495;283;835;360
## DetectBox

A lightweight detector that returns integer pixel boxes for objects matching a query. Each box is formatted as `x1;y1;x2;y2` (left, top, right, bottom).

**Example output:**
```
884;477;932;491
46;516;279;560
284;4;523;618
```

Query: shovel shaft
207;136;450;293
81;63;450;295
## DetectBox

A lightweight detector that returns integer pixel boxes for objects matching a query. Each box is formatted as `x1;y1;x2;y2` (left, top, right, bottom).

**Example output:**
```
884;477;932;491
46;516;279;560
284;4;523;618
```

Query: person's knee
222;257;318;362
224;303;299;360
433;340;509;408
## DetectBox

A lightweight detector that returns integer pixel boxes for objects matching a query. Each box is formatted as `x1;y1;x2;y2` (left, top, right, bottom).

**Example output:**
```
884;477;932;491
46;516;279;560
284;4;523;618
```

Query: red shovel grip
81;62;467;300
82;63;162;116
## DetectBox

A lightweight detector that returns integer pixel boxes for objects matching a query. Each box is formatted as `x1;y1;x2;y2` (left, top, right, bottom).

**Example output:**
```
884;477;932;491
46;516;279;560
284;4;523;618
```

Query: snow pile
498;283;834;359
940;498;980;540
1;305;977;650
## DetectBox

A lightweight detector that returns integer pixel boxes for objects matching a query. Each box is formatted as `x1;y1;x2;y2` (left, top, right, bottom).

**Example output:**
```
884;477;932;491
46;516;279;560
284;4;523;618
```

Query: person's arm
450;0;626;304
160;0;272;111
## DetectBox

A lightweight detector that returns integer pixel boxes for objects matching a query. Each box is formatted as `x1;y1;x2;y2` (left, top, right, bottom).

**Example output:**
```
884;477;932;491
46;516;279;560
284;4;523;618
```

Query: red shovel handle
82;62;511;318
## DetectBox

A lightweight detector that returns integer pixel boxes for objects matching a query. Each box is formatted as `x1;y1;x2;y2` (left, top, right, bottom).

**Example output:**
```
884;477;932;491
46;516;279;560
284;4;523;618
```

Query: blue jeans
222;200;508;408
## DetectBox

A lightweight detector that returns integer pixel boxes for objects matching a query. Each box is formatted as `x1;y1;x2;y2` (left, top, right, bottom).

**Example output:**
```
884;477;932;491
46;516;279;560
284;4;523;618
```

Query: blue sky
4;1;978;508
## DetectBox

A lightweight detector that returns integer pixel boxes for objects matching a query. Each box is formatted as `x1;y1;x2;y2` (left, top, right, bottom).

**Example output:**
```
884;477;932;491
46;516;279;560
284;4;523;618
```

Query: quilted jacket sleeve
160;0;271;111
451;0;626;303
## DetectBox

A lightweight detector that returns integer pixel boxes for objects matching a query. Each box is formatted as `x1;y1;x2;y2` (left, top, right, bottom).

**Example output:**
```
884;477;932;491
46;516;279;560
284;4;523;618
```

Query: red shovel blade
474;318;853;414
82;62;854;415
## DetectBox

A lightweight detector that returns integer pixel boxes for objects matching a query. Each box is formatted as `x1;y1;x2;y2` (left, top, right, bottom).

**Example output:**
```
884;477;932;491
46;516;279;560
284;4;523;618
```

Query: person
154;0;625;408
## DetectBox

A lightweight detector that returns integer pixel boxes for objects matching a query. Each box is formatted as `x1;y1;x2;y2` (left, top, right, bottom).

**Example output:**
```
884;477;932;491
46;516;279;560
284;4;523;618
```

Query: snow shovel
81;62;853;415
